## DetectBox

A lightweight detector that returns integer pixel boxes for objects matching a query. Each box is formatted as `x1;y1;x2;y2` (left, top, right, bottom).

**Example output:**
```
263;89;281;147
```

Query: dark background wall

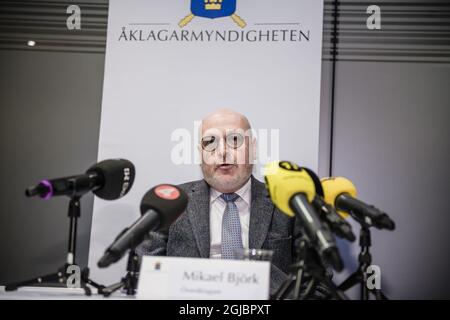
0;50;103;283
1;0;449;299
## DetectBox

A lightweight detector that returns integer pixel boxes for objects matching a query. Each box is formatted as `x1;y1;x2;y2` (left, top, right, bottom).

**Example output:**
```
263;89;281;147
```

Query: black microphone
264;161;343;272
322;177;395;230
97;184;188;268
301;167;356;242
288;194;343;272
312;196;356;242
25;159;135;200
336;194;395;230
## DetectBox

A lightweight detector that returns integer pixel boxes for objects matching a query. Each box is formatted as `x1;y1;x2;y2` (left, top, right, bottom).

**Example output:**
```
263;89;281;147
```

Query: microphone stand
5;196;104;296
337;217;388;300
273;238;348;300
101;249;140;297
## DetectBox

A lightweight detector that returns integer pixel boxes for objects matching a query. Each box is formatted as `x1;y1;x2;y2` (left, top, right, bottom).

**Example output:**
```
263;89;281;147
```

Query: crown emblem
179;0;246;28
205;0;222;10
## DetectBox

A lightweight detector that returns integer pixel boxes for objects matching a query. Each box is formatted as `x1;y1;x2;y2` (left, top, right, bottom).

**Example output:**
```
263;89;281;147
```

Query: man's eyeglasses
201;133;245;152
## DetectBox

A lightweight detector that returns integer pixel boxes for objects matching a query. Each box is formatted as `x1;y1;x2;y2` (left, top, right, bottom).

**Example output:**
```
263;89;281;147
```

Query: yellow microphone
300;167;355;242
321;177;356;219
264;161;315;217
321;177;395;230
264;161;343;271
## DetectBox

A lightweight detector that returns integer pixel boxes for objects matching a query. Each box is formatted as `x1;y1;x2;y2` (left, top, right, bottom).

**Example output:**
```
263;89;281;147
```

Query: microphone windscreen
140;184;188;231
321;177;357;218
264;161;316;217
87;159;135;200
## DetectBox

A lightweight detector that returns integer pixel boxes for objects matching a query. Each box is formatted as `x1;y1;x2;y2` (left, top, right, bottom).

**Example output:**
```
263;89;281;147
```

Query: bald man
136;109;329;299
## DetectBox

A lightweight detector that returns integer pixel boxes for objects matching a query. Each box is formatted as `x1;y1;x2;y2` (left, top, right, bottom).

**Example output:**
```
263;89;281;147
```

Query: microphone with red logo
97;184;188;268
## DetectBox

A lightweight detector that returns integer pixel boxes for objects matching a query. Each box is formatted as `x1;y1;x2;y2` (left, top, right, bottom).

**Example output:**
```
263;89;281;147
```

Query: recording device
25;158;135;200
321;177;395;230
5;159;135;295
300;167;355;242
98;184;188;268
264;161;343;271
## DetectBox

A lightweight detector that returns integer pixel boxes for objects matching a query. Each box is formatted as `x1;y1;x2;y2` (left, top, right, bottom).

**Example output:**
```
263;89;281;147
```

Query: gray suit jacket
136;176;326;297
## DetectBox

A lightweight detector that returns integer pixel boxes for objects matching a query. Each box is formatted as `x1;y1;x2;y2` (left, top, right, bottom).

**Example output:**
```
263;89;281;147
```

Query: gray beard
202;166;252;193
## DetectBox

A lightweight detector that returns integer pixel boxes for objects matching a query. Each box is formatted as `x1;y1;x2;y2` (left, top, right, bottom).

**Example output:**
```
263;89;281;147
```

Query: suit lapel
187;176;274;256
187;180;211;258
249;176;274;249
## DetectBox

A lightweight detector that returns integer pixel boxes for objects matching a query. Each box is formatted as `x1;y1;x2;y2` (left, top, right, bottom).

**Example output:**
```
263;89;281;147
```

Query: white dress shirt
209;178;251;258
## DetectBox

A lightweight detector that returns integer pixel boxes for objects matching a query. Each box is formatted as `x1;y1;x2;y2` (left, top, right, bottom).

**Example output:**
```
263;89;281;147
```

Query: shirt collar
210;177;252;205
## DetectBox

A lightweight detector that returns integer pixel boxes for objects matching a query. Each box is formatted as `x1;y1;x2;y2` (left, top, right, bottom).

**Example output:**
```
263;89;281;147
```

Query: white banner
89;0;324;284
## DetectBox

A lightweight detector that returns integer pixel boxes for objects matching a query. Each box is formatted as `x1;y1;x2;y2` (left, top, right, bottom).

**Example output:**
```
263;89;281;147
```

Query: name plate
137;256;270;300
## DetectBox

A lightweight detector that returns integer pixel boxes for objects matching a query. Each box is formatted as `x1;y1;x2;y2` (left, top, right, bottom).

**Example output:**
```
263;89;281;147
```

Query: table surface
0;286;134;300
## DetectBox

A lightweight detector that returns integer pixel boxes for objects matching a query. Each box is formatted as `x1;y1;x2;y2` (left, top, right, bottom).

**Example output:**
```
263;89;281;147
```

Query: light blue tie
221;193;243;259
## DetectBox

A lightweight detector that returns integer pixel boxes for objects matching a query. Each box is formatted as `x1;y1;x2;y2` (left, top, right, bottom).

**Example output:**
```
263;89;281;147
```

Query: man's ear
197;143;203;165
